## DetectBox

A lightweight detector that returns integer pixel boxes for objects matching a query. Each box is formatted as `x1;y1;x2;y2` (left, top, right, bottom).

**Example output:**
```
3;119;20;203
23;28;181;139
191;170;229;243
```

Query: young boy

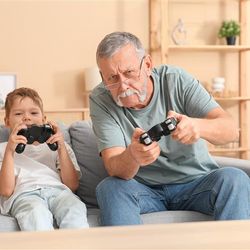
0;87;89;231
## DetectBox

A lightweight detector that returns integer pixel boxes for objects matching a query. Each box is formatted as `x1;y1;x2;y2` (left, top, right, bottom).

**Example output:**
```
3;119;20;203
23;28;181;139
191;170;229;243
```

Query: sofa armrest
213;156;250;176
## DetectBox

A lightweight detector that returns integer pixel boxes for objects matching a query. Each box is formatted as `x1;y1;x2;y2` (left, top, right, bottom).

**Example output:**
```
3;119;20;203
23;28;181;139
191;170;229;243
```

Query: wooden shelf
168;45;250;52
209;147;249;153
0;108;90;125
149;0;250;159
44;108;89;113
214;97;250;102
169;0;249;2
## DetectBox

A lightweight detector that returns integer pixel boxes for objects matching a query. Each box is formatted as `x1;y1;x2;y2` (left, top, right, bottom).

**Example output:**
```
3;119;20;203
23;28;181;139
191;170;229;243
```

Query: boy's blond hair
4;87;44;118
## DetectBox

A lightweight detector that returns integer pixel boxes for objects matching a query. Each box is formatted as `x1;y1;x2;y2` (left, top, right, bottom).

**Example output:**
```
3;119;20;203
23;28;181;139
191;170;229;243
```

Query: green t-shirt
90;65;220;185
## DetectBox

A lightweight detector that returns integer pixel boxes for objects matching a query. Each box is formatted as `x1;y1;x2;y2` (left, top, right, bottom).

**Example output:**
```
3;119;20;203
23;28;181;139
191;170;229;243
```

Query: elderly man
89;31;250;226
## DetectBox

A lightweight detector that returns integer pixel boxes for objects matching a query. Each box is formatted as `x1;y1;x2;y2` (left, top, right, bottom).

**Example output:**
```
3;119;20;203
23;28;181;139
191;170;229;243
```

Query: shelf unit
149;0;250;159
0;108;90;125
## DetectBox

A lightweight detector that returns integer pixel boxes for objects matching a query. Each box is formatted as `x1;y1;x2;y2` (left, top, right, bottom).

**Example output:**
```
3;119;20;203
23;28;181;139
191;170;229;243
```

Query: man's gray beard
116;80;147;107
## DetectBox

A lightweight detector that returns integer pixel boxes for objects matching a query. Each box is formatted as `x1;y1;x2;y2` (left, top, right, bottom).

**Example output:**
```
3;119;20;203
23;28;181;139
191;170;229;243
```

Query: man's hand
167;108;238;145
129;127;161;166
167;110;200;145
101;127;161;179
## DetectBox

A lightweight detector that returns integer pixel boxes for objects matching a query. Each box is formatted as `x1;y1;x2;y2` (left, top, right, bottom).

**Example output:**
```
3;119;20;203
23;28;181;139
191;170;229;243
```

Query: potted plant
218;20;241;45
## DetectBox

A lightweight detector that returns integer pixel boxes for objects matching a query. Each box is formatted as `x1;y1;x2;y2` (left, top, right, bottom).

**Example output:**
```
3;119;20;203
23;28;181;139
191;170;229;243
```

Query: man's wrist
128;144;140;166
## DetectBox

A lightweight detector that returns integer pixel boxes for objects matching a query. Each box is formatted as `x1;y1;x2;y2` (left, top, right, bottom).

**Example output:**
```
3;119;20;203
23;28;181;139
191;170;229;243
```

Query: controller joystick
15;124;58;154
139;117;177;146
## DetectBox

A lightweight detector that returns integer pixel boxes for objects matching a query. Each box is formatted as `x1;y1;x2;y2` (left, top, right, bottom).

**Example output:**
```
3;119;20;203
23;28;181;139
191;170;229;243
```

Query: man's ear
144;55;153;76
99;71;104;82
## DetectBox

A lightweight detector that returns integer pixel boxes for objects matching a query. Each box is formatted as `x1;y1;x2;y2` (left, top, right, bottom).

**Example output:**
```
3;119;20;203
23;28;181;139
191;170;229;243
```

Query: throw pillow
69;120;108;208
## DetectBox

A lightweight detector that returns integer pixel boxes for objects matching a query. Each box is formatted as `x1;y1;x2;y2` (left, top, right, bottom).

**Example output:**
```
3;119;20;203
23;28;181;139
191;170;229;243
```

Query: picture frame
0;74;16;109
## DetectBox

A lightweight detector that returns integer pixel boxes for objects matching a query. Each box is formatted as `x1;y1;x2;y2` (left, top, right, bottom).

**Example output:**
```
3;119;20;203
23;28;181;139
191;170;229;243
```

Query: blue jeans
11;187;89;231
96;167;250;226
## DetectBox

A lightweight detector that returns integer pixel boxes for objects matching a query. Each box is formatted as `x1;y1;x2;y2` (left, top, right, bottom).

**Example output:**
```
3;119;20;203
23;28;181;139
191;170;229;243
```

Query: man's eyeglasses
104;56;145;90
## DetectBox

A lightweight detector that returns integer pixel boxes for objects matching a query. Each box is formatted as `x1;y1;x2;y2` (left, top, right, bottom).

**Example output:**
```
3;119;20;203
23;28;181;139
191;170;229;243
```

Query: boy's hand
6;122;27;153
46;121;65;147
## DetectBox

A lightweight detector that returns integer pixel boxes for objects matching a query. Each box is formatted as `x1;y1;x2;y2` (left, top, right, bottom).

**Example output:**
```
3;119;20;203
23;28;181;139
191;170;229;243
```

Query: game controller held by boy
15;124;58;153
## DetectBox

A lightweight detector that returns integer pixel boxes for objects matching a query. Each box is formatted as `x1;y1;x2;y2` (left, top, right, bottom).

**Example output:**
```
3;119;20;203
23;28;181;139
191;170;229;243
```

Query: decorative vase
171;18;187;45
212;77;225;95
226;36;236;45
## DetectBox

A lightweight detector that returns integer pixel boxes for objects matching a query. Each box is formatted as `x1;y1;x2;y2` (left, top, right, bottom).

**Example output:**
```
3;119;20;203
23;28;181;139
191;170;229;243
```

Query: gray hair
96;32;145;63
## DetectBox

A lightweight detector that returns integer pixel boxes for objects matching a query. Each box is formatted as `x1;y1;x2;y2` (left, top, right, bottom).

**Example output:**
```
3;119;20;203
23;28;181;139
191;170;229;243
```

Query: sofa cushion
69;120;108;208
141;210;213;224
0;214;20;231
85;208;213;227
213;156;250;176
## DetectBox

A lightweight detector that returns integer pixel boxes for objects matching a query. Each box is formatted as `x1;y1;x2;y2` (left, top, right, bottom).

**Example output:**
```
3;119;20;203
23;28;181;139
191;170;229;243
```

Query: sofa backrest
69;120;108;208
0;125;10;143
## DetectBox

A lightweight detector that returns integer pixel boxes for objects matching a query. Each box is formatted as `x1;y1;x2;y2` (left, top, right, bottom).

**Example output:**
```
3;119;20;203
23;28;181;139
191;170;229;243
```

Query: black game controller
139;117;178;146
15;124;58;154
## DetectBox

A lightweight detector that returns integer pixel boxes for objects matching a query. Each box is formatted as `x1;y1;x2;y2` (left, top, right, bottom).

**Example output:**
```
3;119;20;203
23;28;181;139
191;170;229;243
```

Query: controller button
167;124;176;131
141;133;148;139
144;138;152;145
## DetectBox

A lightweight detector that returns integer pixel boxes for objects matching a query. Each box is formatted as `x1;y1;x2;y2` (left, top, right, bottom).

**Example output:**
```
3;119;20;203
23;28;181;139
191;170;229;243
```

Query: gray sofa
1;120;250;231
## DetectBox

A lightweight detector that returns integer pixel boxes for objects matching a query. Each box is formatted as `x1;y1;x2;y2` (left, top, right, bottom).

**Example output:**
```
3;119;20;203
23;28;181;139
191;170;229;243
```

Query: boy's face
4;96;45;129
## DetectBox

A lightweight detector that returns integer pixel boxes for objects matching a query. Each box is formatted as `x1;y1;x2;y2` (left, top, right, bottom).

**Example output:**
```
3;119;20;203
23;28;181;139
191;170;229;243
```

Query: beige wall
0;0;148;110
0;0;250;125
1;0;250;158
1;0;249;110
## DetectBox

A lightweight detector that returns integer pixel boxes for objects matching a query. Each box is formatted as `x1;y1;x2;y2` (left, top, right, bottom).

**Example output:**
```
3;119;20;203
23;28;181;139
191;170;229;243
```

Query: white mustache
116;88;147;107
116;73;148;107
119;89;139;98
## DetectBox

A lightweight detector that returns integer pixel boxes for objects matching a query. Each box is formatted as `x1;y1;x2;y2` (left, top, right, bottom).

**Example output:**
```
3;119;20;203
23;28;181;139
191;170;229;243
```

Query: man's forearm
197;115;238;145
104;145;140;180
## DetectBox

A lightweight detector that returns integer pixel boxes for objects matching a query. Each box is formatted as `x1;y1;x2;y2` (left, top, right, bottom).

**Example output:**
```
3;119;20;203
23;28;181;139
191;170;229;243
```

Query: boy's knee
15;202;52;222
